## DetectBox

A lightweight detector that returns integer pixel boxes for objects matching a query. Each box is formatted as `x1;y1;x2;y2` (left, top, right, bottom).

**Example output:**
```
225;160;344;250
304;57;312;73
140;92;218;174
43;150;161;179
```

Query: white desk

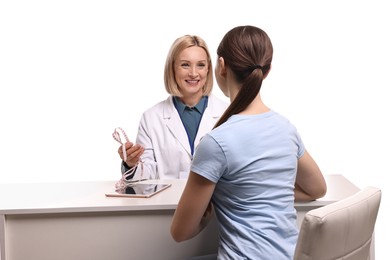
0;174;360;260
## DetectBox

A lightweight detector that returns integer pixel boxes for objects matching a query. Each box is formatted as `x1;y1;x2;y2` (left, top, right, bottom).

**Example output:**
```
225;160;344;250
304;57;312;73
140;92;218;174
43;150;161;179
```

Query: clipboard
105;183;172;198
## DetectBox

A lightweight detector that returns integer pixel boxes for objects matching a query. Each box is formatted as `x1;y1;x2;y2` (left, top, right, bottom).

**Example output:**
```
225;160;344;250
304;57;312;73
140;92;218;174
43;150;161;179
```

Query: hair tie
248;64;263;72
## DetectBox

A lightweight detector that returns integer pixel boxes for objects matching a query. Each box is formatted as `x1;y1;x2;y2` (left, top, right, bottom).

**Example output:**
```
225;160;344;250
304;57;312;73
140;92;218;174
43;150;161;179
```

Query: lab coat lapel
195;95;222;147
195;108;214;146
163;97;192;156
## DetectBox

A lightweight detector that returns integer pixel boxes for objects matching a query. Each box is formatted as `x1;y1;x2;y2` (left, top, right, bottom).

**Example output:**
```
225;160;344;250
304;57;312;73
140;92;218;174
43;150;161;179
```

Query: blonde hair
164;35;213;96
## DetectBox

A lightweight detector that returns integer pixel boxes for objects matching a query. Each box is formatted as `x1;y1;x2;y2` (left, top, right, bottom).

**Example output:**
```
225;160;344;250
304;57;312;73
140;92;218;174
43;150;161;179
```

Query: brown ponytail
214;25;273;129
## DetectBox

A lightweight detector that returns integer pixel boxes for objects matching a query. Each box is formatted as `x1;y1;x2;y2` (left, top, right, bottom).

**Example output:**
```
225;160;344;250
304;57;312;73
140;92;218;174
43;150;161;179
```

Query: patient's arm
295;150;327;201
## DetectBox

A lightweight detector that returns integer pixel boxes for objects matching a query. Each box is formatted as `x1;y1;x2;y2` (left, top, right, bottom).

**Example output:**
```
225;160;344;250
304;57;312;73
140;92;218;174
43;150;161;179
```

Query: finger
127;147;144;164
133;149;144;160
118;143;133;157
124;141;134;149
118;145;125;159
127;144;143;155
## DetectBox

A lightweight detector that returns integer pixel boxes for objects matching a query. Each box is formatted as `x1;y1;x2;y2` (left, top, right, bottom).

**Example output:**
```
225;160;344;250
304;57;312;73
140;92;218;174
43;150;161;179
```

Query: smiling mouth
186;80;199;85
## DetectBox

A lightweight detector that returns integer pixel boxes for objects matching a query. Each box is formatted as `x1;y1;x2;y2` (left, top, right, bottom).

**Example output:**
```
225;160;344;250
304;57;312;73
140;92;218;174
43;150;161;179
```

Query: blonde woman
117;35;228;180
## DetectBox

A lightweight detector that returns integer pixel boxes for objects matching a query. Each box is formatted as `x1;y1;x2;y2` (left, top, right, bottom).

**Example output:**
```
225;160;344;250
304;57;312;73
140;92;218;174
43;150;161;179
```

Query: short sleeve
296;131;305;159
190;134;227;183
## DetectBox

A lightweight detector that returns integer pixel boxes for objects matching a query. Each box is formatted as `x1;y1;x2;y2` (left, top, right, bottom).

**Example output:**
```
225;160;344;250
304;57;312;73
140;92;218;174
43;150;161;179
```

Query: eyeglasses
112;127;145;192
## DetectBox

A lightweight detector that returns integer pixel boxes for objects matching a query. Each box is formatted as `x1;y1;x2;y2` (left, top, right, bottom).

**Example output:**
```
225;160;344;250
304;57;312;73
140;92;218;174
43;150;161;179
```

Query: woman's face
174;46;209;97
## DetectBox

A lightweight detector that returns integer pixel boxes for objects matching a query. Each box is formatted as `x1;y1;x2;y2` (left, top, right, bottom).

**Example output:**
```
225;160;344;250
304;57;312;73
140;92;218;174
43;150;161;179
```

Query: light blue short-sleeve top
191;110;305;260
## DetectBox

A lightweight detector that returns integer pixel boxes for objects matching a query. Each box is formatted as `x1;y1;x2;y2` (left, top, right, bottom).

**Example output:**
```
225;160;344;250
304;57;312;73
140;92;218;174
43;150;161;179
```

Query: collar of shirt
173;96;208;116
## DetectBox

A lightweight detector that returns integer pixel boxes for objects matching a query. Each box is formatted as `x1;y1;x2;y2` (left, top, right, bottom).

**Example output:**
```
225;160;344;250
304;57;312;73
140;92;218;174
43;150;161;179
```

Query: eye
180;63;190;68
197;62;206;68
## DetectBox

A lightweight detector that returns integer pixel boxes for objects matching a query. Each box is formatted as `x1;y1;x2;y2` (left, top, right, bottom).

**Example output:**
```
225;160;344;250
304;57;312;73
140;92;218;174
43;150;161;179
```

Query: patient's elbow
313;183;327;200
295;182;328;202
171;233;185;243
170;226;188;243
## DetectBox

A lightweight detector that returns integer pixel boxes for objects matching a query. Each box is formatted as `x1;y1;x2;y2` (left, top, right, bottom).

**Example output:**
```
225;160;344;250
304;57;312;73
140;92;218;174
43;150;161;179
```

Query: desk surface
0;174;359;215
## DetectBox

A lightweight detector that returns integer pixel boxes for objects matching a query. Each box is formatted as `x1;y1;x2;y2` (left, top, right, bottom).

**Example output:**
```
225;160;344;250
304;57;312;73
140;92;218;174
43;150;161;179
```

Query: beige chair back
294;186;381;260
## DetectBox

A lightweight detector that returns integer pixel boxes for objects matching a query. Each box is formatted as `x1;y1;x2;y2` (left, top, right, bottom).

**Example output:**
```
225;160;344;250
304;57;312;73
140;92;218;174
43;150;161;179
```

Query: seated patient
171;25;327;259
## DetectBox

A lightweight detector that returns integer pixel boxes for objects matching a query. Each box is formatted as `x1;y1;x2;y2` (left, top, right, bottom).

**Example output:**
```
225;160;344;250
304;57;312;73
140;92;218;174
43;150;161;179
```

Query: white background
1;0;389;258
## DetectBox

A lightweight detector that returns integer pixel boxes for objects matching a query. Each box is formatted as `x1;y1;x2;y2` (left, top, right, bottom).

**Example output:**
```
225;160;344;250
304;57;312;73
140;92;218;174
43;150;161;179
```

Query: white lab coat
130;94;228;180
